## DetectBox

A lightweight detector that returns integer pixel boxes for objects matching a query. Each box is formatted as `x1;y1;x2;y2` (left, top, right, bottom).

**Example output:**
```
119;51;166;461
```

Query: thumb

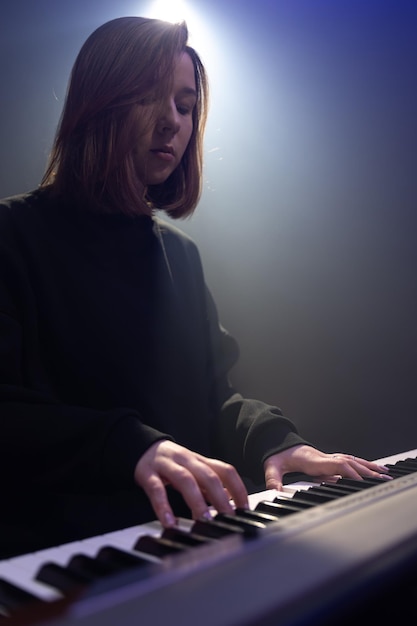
264;462;283;492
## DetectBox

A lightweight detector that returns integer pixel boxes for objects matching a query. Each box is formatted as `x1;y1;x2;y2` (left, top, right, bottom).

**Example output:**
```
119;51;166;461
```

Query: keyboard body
2;448;417;625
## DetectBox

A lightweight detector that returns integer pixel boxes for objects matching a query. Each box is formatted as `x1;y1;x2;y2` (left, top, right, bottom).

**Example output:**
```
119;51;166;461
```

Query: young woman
0;16;389;558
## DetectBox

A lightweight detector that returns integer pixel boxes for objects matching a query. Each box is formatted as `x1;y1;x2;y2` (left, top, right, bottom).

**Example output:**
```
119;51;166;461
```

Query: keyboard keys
0;560;62;604
95;546;153;569
384;465;412;477
255;500;307;518
214;513;266;537
1;453;415;621
234;508;279;524
192;518;246;539
272;496;314;510
66;554;114;579
396;459;417;470
134;535;186;558
320;481;361;494
290;491;339;505
309;485;354;497
161;528;211;547
35;562;88;595
337;477;385;490
0;578;41;615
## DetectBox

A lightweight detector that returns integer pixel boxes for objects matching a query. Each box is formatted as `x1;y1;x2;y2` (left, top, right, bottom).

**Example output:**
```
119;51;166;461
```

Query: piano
1;448;417;626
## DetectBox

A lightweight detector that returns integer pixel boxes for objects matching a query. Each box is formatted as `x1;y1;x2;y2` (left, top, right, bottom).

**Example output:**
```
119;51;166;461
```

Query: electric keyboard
2;448;417;625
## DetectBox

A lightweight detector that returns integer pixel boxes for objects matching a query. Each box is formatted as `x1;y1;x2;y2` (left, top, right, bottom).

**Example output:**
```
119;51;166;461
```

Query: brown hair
41;17;209;218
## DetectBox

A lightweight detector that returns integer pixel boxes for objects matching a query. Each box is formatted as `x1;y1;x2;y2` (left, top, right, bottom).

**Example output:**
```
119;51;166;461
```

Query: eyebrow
178;87;197;98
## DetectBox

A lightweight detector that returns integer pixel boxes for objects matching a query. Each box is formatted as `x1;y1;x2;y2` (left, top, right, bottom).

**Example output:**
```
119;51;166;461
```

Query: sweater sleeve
205;288;310;485
0;284;171;493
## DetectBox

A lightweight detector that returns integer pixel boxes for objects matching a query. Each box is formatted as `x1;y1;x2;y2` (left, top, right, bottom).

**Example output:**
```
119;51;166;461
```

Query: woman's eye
177;104;192;116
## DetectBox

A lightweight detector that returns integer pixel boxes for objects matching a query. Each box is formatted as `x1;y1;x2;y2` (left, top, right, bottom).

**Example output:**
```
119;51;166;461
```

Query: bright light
145;0;190;24
144;1;215;72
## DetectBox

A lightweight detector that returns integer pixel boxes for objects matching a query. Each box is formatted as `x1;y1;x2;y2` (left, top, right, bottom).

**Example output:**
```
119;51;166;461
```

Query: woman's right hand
133;440;249;527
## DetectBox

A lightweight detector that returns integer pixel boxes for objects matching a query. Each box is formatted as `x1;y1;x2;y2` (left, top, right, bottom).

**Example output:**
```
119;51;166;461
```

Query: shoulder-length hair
41;17;209;218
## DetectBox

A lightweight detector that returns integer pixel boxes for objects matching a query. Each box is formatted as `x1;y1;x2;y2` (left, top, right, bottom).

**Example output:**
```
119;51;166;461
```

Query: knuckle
145;478;165;499
219;461;238;480
174;466;194;483
172;450;189;465
202;469;222;489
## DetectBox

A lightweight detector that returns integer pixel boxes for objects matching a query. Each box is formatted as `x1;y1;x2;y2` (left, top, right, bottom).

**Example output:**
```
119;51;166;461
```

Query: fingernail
378;465;389;471
164;512;176;526
201;510;213;521
382;474;393;480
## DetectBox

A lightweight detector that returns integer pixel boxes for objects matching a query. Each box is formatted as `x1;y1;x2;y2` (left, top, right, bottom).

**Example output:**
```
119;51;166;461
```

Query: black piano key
337;477;386;490
0;578;41;614
290;490;339;505
134;535;185;558
234;508;279;524
358;476;392;485
384;465;412;476
255;500;309;518
67;554;115;579
214;513;266;536
320;481;361;494
81;548;154;597
396;457;417;468
386;462;411;471
161;527;211;547
273;496;314;509
393;459;417;471
388;471;410;479
35;562;89;595
96;546;150;570
192;518;246;539
307;485;351;498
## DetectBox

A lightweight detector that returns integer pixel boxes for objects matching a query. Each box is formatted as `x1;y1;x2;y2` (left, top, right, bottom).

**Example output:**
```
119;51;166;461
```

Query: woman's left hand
264;444;392;492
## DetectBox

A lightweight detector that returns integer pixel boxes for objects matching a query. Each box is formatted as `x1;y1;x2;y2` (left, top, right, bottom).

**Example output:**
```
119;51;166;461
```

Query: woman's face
133;52;197;188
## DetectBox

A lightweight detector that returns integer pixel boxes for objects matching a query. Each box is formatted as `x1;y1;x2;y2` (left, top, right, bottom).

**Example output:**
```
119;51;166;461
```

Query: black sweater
0;187;306;557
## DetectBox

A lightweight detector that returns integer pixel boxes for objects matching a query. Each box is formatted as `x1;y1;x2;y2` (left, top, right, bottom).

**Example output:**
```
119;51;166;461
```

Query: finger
157;461;215;521
174;457;236;515
139;473;177;528
350;456;391;475
330;454;391;480
202;459;249;511
135;443;215;522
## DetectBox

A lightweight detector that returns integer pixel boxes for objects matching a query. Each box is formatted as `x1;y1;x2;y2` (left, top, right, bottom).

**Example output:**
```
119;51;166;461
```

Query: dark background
1;0;416;461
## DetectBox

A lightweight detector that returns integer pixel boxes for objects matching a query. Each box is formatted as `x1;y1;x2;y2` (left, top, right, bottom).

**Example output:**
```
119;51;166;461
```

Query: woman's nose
157;100;180;135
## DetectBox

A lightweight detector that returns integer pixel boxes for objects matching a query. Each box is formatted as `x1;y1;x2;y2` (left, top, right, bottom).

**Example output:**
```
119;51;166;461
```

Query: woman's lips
151;149;175;162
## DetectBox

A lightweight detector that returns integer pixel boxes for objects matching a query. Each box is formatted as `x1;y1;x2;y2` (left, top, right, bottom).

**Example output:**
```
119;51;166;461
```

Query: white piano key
99;521;162;552
5;552;46;571
0;561;62;602
175;517;194;532
282;481;317;493
228;488;293;512
33;543;88;567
